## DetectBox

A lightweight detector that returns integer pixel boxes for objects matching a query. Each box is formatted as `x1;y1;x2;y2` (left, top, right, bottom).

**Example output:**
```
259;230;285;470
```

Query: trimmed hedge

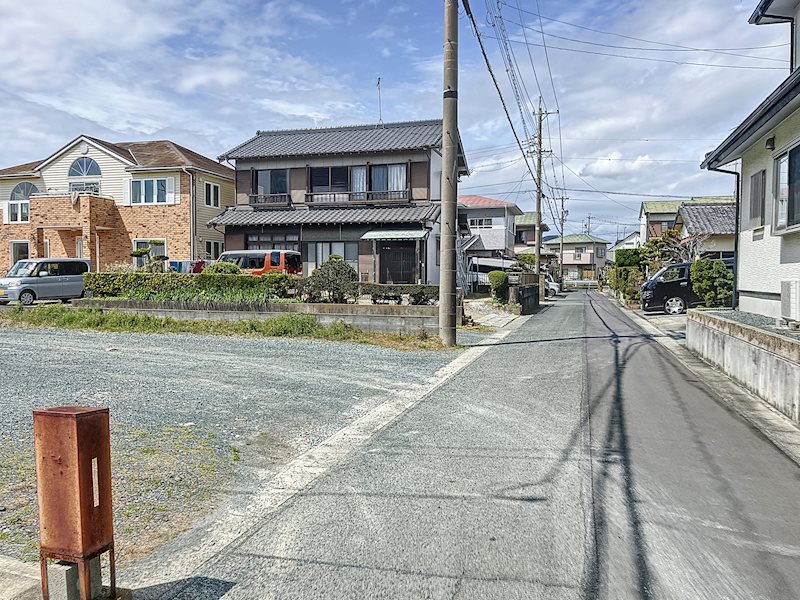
358;283;439;305
83;272;295;303
488;271;509;302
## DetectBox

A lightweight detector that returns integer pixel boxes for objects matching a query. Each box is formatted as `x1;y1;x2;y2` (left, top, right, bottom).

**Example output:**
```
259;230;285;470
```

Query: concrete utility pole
535;97;544;298
559;200;567;281
439;0;458;346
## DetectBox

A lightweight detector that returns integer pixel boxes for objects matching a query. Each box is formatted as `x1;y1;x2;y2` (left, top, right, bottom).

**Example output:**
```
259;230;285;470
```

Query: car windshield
5;261;38;277
648;266;669;282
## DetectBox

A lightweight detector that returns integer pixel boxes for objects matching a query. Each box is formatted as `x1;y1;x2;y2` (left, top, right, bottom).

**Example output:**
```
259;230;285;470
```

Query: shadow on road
127;576;235;599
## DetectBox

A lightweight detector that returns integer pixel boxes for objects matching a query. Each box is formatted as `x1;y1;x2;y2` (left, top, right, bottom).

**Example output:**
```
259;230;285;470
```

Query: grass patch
0;305;449;351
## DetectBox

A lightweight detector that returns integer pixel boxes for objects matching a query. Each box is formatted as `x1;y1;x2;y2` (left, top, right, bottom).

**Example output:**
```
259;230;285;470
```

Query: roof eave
702;68;800;170
749;0;795;24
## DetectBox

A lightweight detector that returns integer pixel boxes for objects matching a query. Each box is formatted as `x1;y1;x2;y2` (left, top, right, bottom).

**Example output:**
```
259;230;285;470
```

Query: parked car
544;274;561;298
217;250;302;275
640;258;734;314
0;258;92;306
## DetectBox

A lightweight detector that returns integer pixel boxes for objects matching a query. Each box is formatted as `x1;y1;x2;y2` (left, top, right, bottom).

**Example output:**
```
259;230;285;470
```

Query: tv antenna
376;76;384;126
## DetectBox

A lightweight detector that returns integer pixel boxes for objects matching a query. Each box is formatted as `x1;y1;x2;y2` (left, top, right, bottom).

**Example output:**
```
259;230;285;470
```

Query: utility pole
535;96;544;298
438;0;458;347
559;200;567;281
585;214;593;236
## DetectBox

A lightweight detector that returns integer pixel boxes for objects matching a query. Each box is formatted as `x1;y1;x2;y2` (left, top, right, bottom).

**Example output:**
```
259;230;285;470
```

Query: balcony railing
305;190;409;204
249;193;291;206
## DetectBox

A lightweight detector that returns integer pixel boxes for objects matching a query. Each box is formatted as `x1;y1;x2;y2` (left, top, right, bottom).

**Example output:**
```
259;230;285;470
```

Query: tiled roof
458;194;521;211
515;211;540;225
677;203;736;236
0;160;42;177
0;136;233;180
543;234;610;245
641;196;733;215
220;120;445;160
117;140;234;179
208;204;440;227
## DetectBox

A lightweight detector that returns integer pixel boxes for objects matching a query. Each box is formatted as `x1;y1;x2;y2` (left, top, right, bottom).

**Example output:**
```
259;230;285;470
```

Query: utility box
33;406;116;600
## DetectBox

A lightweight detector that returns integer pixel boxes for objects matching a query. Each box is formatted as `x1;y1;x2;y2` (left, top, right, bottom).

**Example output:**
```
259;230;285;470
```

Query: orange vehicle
217;250;302;275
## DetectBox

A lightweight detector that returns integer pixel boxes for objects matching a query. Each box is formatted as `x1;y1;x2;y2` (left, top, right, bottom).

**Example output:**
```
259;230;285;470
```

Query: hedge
488;271;509;302
612;266;644;302
358;283;439;305
83;272;295;303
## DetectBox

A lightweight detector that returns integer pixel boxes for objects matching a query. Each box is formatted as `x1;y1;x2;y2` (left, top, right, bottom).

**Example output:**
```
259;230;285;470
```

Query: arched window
9;181;38;223
68;157;101;177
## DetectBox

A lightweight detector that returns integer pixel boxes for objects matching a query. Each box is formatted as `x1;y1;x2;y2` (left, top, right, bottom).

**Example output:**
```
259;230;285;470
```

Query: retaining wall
74;299;439;335
686;310;800;424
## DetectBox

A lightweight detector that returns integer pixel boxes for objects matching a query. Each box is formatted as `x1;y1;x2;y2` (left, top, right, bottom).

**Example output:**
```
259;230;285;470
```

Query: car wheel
664;296;686;315
0;301;8;306
60;298;71;304
18;290;36;306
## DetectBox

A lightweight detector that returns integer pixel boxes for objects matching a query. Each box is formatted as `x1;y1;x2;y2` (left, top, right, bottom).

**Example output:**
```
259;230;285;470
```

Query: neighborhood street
110;291;800;599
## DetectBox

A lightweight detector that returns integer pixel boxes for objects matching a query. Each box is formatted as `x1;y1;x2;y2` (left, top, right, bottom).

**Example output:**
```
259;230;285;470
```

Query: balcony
249;193;291;207
305;190;409;205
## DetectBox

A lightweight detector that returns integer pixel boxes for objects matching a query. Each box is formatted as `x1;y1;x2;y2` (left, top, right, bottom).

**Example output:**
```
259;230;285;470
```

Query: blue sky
0;0;791;240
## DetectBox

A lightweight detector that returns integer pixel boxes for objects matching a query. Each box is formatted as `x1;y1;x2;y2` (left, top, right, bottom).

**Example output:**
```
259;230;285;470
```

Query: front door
379;242;416;284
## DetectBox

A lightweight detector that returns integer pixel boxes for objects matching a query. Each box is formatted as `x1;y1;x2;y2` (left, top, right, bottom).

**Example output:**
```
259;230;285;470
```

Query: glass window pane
156;179;167;203
332;242;345;258
789;146;800;227
214;185;220;206
270;169;288;195
10;203;18;221
132;180;142;203
351;166;366;192
370;165;388;191
311;167;330;192
345;242;358;262
777;155;789;229
21;202;29;221
331;167;348;192
144;180;154;203
387;164;406;191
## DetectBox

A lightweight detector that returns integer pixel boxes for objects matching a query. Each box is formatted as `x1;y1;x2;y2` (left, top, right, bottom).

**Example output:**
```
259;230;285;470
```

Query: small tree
640;230;708;273
310;254;358;303
614;248;641;268
488;270;509;303
130;241;169;273
690;258;734;308
513;254;537;273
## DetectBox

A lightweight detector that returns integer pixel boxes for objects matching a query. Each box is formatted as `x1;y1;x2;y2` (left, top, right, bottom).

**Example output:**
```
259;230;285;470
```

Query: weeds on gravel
0;305;449;350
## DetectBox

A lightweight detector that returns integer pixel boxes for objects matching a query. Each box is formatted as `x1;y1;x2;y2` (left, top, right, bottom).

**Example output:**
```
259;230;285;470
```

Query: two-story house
513;211;550;256
543;234;609;281
701;1;800;317
607;231;641;263
210;120;468;284
458;195;522;259
0;135;234;273
639;197;734;243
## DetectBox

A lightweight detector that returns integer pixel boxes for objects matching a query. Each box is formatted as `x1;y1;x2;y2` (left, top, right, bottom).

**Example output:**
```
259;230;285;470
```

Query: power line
484;34;788;70
502;17;789;64
506;4;791;55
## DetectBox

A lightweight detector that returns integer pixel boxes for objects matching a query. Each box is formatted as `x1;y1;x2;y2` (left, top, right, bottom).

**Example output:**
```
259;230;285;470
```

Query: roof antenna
376;76;384;127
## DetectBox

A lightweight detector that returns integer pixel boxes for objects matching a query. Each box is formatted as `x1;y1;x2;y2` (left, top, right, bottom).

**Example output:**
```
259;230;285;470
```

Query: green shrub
615;267;644;301
690;258;733;308
309;255;358;303
83;272;295;303
488;271;509;302
615;248;641;268
358;282;439;305
203;261;240;275
513;254;537;273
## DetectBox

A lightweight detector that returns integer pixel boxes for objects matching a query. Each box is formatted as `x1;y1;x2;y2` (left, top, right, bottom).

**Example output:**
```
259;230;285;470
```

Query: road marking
122;321;524;590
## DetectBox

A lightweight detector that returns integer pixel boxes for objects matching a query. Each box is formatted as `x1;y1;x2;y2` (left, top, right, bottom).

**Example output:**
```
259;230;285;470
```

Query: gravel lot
709;309;800;340
0;326;477;563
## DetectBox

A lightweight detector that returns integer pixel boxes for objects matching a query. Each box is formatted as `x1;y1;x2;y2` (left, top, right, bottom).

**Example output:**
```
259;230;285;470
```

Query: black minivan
640;258;734;314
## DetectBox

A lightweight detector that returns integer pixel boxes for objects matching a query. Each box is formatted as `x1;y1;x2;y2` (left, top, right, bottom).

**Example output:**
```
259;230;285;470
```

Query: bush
690;258;733;308
614;248;641;268
513;254;537;273
309;255;358;303
358;282;439;305
104;261;137;274
613;267;644;301
488;271;509;302
83;272;296;303
203;261;240;275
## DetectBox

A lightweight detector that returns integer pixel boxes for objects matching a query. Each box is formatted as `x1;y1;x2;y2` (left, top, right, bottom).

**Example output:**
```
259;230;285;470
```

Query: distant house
210;120;468;284
543;234;609;280
674;202;736;259
458;195;522;258
700;1;800;317
607;231;640;262
0;135;234;272
639;197;734;243
513;212;550;255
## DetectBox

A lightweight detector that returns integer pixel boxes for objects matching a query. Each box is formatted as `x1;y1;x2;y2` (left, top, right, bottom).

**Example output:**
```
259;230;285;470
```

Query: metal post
439;0;459;346
535;97;544;298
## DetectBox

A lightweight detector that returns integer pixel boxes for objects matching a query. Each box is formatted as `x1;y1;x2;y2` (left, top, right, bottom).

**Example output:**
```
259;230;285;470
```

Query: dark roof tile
208;204;439;227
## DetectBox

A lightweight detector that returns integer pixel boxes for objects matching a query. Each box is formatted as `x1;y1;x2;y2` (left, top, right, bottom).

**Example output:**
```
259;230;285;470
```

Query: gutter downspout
183;168;196;260
708;164;741;309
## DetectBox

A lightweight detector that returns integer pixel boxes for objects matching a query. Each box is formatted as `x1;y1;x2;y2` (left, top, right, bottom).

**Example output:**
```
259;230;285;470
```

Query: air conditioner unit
781;280;800;322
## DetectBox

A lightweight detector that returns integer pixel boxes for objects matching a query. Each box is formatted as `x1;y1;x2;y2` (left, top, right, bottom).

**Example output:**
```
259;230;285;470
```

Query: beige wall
195;172;235;257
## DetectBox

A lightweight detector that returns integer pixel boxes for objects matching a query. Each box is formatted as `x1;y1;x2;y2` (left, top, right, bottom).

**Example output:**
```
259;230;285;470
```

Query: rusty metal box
33;407;113;559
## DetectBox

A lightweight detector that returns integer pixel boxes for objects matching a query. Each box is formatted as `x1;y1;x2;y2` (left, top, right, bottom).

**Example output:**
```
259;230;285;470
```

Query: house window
8;182;37;223
205;182;220;207
133;239;166;268
370;164;406;199
574;246;585;260
749;170;766;228
253;169;288;195
597;247;606;258
246;233;300;252
9;240;29;265
68;157;101;177
660;221;675;230
131;178;171;204
69;182;100;194
205;240;224;259
468;218;494;229
310;167;349;193
303;241;358;271
775;148;800;232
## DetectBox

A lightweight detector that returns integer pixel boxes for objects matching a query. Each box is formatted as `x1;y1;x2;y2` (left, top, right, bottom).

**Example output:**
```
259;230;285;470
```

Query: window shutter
167;177;176;204
123;180;131;205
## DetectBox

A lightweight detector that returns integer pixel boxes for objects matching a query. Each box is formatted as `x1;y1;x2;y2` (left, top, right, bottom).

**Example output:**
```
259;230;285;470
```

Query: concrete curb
614;299;800;469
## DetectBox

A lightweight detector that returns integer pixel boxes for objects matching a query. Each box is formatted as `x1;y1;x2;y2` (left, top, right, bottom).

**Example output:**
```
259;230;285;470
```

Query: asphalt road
112;290;800;599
